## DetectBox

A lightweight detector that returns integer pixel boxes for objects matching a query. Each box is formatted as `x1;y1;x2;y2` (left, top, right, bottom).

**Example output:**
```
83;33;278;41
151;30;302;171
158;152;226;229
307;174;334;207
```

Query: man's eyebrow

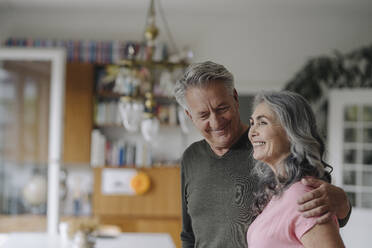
216;103;228;107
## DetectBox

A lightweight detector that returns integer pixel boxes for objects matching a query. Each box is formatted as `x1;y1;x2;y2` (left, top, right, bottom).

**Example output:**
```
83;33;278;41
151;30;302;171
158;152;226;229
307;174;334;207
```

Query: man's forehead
187;96;230;114
186;84;231;98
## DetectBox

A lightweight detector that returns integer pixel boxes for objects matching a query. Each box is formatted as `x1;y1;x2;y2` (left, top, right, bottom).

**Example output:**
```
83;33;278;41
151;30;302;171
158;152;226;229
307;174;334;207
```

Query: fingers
298;197;326;212
301;204;329;218
315;212;333;224
297;188;324;204
301;177;323;188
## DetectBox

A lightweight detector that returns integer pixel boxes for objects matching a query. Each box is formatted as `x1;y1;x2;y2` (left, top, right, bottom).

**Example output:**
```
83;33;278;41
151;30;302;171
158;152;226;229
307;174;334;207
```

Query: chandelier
105;0;192;142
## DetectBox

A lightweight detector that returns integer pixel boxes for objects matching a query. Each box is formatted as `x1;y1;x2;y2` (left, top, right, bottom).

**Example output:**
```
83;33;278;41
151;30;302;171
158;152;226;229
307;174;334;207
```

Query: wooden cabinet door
63;63;94;164
93;167;181;216
93;167;182;247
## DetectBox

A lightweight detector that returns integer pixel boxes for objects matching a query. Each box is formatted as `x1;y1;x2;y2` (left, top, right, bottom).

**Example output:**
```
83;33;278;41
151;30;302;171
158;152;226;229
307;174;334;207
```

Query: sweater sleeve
180;160;195;248
338;201;352;228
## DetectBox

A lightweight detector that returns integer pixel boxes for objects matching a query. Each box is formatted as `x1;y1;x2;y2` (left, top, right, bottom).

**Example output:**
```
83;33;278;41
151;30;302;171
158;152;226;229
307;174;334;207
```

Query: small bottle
72;182;82;216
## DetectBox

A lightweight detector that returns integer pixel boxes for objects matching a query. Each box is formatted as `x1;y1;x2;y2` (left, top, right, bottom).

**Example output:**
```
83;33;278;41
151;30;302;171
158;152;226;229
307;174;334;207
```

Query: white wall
1;1;371;93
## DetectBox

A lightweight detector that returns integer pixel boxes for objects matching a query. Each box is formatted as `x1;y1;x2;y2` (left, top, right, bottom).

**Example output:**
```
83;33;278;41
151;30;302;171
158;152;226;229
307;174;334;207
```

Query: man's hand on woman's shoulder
297;177;350;224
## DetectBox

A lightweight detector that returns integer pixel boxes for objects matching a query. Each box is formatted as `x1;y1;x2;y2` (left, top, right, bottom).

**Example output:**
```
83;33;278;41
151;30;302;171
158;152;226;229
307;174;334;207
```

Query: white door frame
0;48;66;235
328;88;372;248
328;89;372;186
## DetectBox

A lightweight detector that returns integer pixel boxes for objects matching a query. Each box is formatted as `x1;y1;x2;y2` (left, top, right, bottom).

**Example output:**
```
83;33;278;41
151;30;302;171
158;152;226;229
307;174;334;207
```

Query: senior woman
247;91;345;248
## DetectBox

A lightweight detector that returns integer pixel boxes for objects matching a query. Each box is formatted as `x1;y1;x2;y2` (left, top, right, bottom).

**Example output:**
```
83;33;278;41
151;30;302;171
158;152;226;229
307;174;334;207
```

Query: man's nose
209;113;224;129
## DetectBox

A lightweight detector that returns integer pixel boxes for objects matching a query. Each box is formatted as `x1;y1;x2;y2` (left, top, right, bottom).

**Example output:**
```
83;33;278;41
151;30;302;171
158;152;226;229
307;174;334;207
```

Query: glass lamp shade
115;68;140;95
141;116;160;142
22;174;47;207
118;99;144;132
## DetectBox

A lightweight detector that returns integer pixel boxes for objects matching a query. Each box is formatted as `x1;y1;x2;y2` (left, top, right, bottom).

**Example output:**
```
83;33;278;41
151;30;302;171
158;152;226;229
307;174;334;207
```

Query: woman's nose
249;125;258;137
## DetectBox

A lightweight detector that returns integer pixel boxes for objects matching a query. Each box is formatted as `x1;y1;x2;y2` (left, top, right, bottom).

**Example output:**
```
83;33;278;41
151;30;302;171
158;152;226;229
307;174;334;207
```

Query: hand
297;177;350;224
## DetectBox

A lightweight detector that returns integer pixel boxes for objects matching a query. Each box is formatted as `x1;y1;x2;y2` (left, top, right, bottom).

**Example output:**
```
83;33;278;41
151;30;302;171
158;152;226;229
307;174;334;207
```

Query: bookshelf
3;38;186;168
62;63;183;247
90;65;183;168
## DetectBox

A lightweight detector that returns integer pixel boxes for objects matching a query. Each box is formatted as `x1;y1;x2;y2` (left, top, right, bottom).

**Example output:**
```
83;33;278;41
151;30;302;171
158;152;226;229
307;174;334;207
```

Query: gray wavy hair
251;91;332;215
174;61;234;110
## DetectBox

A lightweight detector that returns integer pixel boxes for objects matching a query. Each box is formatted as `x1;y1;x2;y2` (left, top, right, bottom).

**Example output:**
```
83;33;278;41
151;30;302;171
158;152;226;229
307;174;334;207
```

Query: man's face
185;81;242;155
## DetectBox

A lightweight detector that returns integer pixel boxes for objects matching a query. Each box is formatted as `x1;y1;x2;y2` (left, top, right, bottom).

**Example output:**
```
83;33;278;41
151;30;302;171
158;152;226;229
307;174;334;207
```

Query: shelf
93;63;183;170
101;165;180;169
95;90;176;102
93;123;179;129
94;123;124;128
116;59;188;70
96;91;123;99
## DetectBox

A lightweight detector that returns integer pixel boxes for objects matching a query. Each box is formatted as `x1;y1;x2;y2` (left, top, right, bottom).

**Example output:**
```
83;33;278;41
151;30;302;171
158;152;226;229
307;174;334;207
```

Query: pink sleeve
294;214;339;239
287;183;339;240
293;213;318;239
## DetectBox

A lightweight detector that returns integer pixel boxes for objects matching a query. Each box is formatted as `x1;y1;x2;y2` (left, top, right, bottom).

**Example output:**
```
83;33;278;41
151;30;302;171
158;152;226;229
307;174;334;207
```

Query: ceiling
0;0;370;15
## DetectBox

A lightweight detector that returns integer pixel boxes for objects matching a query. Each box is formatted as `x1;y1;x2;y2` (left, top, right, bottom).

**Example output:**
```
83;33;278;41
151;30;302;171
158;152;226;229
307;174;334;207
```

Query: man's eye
259;121;267;125
216;106;228;113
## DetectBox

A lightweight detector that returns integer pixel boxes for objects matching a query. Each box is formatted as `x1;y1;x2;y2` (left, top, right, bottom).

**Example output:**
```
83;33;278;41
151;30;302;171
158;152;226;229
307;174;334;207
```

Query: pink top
247;181;338;248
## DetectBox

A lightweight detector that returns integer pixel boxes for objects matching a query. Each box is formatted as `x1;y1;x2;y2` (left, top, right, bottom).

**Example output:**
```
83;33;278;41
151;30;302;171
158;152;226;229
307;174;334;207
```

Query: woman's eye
259;121;267;125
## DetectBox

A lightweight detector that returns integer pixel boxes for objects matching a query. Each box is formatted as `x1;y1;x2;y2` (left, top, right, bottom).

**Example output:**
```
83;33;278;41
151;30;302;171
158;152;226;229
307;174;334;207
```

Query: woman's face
248;102;291;170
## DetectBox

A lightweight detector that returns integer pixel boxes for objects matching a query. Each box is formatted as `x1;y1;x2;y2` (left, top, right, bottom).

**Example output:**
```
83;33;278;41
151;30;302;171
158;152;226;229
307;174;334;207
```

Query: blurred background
0;0;371;247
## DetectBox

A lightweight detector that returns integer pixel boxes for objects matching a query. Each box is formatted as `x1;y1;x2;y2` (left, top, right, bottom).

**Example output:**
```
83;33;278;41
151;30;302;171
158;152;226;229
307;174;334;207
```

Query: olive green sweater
181;131;258;248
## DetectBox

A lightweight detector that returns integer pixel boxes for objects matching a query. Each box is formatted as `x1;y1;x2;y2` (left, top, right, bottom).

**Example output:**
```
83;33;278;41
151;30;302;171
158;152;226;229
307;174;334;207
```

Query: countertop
0;232;176;248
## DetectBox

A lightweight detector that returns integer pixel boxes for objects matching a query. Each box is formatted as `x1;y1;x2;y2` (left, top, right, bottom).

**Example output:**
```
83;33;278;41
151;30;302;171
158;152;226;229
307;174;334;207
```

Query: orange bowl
130;172;151;195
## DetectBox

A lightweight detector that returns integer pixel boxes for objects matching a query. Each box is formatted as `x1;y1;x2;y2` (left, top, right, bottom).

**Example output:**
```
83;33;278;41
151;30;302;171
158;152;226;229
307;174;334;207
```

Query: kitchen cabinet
93;166;181;248
63;63;94;164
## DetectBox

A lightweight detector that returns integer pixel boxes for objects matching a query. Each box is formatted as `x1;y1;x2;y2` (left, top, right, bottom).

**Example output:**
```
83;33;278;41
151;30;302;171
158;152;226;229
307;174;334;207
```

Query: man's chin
212;129;230;137
212;137;233;147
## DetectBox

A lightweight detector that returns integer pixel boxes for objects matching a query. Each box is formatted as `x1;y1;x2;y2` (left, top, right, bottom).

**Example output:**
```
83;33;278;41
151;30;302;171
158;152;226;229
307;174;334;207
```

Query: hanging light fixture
112;0;192;142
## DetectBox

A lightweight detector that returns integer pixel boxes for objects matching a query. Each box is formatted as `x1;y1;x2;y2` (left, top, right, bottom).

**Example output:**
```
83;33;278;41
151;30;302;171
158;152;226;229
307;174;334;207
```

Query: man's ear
233;89;239;105
185;109;193;121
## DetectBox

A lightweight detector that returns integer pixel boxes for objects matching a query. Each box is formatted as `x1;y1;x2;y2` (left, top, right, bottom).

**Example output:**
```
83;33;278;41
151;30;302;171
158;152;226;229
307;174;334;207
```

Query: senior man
174;61;351;248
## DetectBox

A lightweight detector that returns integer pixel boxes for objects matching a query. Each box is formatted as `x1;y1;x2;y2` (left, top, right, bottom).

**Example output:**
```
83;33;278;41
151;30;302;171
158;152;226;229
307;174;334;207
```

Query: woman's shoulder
275;180;315;206
285;179;315;196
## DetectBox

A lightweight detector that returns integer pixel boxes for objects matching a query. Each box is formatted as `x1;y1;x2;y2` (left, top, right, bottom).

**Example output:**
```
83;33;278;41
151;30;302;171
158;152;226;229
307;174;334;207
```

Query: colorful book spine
3;38;151;64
